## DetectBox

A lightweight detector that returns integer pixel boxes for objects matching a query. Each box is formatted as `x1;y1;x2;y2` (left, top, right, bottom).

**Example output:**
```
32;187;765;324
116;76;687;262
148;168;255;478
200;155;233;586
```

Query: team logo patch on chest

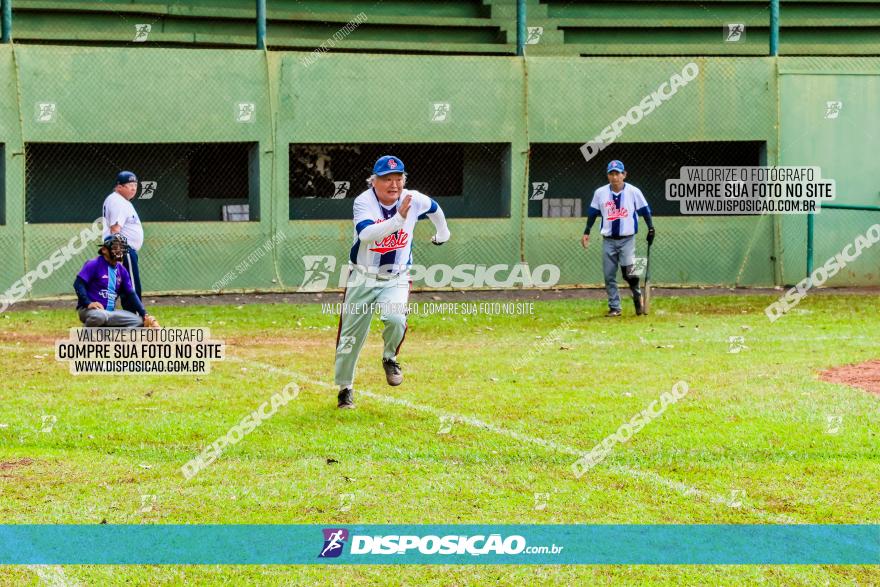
605;199;629;221
370;229;409;254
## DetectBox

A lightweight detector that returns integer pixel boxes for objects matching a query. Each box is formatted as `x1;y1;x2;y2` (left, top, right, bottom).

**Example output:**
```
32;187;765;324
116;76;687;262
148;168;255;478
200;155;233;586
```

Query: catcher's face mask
102;236;128;262
108;241;126;261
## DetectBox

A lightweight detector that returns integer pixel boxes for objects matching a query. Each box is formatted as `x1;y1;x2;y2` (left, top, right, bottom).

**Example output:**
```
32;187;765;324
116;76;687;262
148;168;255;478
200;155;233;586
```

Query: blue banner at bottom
0;525;877;565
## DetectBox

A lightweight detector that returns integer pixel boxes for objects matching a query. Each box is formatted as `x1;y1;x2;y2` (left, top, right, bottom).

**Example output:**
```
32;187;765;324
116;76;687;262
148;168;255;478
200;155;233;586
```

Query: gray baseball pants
602;236;641;311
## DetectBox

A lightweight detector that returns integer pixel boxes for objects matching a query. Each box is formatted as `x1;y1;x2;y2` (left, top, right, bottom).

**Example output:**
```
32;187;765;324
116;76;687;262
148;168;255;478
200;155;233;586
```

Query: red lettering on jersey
605;200;629;221
370;229;409;254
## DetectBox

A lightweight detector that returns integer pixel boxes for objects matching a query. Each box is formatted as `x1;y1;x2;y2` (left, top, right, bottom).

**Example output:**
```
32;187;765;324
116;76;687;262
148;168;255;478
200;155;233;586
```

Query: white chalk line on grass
32;565;77;587
0;340;815;525
228;355;799;525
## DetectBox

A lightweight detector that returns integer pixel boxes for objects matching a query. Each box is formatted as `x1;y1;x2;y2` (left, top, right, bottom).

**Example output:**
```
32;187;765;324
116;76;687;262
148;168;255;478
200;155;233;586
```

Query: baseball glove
143;315;161;329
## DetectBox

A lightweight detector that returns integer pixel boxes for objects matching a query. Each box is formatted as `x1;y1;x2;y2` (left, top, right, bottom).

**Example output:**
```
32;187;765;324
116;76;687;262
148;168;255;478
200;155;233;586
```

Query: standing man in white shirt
334;155;451;409
102;171;145;299
581;160;655;317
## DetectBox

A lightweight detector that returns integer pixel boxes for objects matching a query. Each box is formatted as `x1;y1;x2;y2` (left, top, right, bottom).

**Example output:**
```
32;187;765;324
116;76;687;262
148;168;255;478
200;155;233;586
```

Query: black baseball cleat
337;388;355;409
606;309;622;317
383;358;403;386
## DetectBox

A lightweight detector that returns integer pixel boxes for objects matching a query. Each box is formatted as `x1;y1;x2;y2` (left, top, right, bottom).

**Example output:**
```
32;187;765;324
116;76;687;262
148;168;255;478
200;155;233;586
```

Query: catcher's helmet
101;234;129;260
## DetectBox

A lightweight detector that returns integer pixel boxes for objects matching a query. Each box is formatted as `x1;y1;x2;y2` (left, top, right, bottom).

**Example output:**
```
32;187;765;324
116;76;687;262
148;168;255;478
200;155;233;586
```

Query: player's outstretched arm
423;199;450;245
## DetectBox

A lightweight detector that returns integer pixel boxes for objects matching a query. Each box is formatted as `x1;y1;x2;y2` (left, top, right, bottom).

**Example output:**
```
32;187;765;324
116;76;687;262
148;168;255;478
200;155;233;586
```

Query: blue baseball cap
373;155;405;176
607;160;625;174
116;171;138;185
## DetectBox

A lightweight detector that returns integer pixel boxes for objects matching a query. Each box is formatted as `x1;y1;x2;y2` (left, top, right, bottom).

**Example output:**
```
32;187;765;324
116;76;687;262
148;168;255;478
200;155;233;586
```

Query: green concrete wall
0;46;877;300
778;58;880;286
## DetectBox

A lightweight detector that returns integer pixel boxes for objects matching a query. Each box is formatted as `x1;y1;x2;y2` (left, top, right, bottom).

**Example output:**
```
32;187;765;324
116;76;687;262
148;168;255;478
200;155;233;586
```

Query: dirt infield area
821;360;880;396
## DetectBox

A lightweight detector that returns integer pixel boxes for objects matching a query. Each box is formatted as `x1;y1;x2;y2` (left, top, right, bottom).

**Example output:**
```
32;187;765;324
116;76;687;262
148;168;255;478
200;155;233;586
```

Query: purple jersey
76;256;133;310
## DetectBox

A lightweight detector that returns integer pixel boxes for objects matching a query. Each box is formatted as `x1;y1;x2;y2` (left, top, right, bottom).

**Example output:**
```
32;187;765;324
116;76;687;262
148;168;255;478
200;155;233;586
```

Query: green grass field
1;293;878;585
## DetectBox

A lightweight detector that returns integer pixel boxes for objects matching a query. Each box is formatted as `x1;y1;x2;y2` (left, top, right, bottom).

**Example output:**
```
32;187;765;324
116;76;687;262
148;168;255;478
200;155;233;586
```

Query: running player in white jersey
334;155;451;409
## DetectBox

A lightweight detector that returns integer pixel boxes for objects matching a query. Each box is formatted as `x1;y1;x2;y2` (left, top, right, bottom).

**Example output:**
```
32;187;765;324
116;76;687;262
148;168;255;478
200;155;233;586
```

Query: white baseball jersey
102;192;144;250
349;188;441;277
588;183;650;237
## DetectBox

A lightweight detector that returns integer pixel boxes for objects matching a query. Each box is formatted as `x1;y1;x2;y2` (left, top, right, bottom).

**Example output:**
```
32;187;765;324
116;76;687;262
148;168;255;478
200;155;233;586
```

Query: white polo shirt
102;192;144;251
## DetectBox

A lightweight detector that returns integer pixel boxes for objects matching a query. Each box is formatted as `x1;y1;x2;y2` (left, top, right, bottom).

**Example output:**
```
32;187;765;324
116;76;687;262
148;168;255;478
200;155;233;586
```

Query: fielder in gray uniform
581;160;655;317
334;155;451;409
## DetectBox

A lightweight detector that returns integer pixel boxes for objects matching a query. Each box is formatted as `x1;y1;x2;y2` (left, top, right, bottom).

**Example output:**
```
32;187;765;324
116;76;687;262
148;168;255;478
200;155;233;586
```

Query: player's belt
374;273;400;281
349;264;407;281
604;234;634;240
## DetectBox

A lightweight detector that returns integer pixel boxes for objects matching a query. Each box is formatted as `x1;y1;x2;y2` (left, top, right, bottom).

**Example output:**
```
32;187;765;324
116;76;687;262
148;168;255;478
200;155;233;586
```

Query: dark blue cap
116;171;138;185
607;160;625;174
373;156;405;176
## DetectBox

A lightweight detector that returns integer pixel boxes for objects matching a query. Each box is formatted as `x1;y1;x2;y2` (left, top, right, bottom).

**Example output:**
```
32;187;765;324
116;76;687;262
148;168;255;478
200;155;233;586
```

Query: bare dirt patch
0;331;57;345
0;458;35;470
820;360;880;395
